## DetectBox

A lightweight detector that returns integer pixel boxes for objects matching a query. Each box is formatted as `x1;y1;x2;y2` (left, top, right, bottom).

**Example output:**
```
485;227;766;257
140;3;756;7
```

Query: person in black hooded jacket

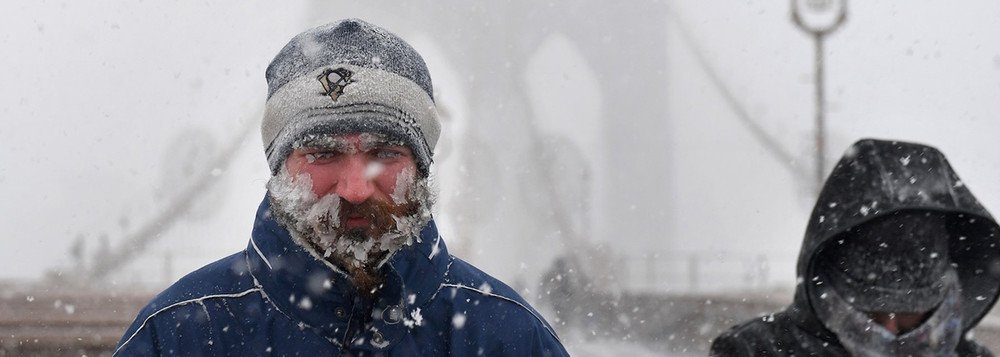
710;139;1000;356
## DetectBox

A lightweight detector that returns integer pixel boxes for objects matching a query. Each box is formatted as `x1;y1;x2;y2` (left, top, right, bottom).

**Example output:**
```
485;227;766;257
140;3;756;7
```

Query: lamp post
792;0;846;193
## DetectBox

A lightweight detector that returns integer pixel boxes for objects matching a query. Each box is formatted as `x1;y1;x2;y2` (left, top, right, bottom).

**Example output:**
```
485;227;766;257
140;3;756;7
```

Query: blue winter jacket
114;197;568;356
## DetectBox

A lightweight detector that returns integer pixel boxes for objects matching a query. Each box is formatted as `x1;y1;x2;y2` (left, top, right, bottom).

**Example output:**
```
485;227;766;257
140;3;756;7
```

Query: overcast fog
4;0;1000;354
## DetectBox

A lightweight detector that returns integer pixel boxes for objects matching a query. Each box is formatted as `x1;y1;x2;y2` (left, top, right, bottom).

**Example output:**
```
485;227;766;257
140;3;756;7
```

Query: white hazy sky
666;0;1000;270
3;1;1000;293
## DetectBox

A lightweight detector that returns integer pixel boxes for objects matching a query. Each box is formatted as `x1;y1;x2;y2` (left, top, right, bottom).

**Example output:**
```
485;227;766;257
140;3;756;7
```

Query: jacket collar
245;195;451;348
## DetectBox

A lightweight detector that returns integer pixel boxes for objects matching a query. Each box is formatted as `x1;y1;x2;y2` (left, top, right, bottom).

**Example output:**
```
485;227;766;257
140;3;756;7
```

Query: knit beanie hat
261;19;440;176
817;210;952;313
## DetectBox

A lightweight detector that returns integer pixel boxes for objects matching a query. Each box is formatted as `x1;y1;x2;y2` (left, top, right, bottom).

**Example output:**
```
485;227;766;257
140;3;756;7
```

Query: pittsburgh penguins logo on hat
317;67;354;102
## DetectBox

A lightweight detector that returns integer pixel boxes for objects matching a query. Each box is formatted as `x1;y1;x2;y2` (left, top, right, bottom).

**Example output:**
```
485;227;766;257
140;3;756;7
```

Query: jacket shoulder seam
439;283;561;343
112;288;263;356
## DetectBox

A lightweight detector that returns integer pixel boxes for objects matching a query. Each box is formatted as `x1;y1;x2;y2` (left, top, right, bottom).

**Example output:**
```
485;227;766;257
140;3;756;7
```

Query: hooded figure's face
813;268;963;356
267;132;432;279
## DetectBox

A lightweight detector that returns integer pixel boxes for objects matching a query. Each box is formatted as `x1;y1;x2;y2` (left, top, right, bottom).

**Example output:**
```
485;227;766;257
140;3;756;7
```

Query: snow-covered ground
559;326;687;357
565;339;677;357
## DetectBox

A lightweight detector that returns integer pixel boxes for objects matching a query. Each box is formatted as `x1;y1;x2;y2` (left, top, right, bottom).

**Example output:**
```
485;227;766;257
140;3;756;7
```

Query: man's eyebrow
294;135;352;151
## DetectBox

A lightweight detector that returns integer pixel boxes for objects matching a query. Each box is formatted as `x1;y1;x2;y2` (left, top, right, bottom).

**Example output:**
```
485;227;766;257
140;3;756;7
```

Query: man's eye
304;151;338;163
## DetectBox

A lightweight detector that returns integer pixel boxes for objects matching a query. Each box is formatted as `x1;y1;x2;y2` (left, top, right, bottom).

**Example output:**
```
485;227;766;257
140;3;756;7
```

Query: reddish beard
304;196;418;300
316;196;418;245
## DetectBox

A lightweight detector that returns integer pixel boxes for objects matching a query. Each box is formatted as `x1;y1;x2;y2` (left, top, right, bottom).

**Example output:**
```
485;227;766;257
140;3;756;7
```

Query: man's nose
880;318;900;335
334;156;375;204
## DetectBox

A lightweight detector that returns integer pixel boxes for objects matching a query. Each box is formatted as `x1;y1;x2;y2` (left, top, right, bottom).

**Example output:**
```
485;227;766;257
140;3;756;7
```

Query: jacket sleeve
528;323;571;357
474;312;570;357
461;300;570;357
709;332;756;357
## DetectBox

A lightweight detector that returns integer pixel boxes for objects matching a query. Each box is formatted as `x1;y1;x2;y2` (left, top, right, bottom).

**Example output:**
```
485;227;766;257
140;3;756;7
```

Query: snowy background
4;0;1000;354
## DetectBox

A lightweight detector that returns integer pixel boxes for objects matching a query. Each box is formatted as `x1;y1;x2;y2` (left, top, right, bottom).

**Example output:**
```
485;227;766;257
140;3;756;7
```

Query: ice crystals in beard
306;194;341;240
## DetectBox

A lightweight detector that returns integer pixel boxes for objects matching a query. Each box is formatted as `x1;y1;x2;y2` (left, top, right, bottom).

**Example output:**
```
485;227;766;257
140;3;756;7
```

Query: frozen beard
813;268;963;357
266;163;432;295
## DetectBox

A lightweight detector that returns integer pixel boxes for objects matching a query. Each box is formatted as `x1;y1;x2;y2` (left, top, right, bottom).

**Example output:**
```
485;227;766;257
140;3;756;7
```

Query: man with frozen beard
115;19;568;356
711;139;1000;356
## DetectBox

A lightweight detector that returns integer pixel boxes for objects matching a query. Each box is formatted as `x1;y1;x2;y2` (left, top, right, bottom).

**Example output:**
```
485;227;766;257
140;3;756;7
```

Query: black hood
791;138;1000;333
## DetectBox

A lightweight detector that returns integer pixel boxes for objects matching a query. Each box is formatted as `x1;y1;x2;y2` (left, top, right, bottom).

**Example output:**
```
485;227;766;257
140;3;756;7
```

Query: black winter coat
711;139;1000;356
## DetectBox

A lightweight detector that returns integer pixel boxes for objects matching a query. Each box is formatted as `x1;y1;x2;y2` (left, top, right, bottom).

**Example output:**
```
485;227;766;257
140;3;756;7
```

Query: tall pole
792;0;846;193
813;33;826;190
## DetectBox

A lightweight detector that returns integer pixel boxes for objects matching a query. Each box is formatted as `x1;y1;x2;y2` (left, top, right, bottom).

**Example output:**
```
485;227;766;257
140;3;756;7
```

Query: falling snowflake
404;308;425;328
452;313;467;329
298;297;313;310
478;282;493;295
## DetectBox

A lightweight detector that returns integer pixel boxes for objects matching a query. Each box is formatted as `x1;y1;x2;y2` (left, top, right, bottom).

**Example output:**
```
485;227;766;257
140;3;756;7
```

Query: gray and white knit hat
261;19;440;176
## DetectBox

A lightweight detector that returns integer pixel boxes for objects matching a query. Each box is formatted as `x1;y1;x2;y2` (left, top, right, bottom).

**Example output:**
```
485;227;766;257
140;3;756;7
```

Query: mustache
314;196;416;236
